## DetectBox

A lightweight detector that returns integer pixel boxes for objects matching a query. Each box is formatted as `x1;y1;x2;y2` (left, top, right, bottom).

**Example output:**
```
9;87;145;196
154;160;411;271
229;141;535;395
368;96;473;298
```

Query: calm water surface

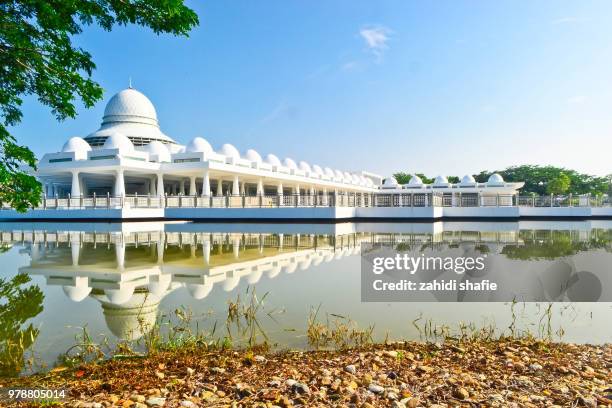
0;220;610;375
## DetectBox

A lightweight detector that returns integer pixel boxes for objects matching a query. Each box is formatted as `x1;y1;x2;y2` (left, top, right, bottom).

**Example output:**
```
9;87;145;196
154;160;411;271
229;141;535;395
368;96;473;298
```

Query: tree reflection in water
0;274;44;377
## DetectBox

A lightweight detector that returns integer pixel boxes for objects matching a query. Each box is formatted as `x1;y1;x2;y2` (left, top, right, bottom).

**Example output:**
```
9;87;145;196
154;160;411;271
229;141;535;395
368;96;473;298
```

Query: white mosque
35;87;521;202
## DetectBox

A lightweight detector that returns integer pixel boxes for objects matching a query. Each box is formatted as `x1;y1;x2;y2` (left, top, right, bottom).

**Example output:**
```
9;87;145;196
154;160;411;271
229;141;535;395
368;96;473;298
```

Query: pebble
529;363;543;371
453;387;469;400
254;355;266;362
345;364;357;374
130;395;146;403
286;379;297;387
145;398;165;407
211;367;226;373
390;401;405;408
383;350;398;358
291;382;310;394
368;383;384;394
180;401;196;408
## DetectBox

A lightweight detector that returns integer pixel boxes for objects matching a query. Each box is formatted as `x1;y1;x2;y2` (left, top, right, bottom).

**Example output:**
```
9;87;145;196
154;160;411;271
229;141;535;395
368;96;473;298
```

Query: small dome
245;149;262;164
343;171;352;182
283;158;298;169
62;137;91;154
62;284;92;302
219;143;240;160
312;165;324;175
324;167;335;178
104;287;135;305
103;132;134;152
265;154;281;167
145;141;170;162
299;161;312;173
366;178;374;187
187;283;213;300
434;175;449;185
352;174;361;184
334;169;344;180
408;175;423;186
383;176;399;187
488;173;504;185
186;137;213;154
460;174;476;185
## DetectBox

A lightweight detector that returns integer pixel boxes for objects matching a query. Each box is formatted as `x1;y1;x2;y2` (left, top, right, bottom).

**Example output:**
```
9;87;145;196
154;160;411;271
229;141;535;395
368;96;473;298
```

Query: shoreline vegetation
1;291;611;407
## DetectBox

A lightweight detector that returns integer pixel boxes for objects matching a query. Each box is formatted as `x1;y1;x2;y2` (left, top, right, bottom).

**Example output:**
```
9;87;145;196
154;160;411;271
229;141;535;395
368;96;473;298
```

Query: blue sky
12;0;612;177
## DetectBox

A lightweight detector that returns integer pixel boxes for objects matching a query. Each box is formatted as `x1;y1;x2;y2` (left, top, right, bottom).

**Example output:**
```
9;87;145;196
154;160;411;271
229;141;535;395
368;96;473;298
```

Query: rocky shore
1;338;610;407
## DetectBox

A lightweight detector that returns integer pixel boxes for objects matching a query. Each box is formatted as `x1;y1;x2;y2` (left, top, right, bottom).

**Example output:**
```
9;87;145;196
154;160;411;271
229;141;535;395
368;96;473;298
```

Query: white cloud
551;17;586;25
567;95;587;105
359;26;392;60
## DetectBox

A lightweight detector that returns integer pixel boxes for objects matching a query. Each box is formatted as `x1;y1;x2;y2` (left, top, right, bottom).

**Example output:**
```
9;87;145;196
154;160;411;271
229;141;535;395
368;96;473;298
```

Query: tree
0;0;199;211
546;173;571;195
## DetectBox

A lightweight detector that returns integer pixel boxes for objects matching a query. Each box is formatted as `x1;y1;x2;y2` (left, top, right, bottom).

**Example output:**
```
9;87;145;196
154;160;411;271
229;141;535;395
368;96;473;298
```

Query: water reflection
0;221;610;373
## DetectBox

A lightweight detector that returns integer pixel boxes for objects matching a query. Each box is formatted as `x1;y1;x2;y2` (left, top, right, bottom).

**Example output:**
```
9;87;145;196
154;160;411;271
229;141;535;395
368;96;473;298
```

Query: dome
100;292;159;341
85;88;175;147
103;132;134;152
488;173;505;185
324;167;335;178
343;171;352;182
219;143;240;160
62;137;91;154
186;137;213;154
145;141;170;162
460;174;476;185
351;174;361;184
409;175;423;186
383;176;399;187
245;149;262;164
187;283;213;300
334;169;344;180
102;88;158;126
265;154;281;167
299;161;312;173
283;158;298;170
222;276;240;292
434;175;449;185
312;165;324;176
62;284;92;302
104;287;135;305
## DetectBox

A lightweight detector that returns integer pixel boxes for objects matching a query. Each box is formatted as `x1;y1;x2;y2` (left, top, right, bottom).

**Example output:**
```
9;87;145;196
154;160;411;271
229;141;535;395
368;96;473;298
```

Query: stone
210;367;225;374
391;401;405;408
368;383;384;394
286;379;297;387
292;382;310;395
345;364;357;374
529;363;543;371
383;350;398;358
254;355;266;363
453;387;469;400
387;371;398;380
130;395;146;403
405;398;419;408
180;401;197;408
145;398;165;407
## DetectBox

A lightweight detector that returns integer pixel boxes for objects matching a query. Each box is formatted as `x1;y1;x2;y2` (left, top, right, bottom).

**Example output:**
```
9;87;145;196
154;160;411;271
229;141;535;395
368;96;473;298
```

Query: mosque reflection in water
2;221;611;343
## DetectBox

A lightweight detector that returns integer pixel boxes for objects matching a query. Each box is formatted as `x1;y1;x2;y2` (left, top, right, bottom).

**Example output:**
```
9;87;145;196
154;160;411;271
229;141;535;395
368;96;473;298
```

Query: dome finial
128;76;133;89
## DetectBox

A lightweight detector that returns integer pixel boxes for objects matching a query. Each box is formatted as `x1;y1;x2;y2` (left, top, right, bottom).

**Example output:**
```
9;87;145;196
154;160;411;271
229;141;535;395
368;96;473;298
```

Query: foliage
0;273;44;376
0;0;199;211
474;165;608;195
546;173;571;195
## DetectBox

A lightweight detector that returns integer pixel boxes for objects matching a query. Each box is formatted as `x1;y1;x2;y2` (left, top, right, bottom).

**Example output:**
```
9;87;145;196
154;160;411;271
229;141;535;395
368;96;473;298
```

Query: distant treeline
394;165;612;196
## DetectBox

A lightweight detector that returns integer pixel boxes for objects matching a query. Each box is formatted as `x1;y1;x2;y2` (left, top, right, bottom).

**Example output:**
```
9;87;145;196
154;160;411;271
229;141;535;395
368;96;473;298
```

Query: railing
1;192;609;211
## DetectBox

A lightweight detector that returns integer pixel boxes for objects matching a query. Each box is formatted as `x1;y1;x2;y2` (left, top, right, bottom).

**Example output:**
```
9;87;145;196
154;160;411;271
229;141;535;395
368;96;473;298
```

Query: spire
128;77;133;89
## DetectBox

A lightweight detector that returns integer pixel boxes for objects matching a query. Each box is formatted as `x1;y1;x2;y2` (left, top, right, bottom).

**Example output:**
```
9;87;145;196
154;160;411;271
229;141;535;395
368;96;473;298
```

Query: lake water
0;220;610;376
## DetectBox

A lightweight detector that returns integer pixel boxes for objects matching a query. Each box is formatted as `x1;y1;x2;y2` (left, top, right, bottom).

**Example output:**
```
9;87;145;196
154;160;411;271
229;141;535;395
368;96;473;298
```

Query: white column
295;184;301;196
189;176;197;196
233;236;240;259
179;179;185;195
232;175;240;196
277;182;284;195
240;181;246;196
71;234;80;267
156;173;164;197
202;170;211;197
202;240;211;265
149;177;156;195
257;178;264;196
116;240;126;271
71;171;81;197
216;178;223;196
114;170;125;197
